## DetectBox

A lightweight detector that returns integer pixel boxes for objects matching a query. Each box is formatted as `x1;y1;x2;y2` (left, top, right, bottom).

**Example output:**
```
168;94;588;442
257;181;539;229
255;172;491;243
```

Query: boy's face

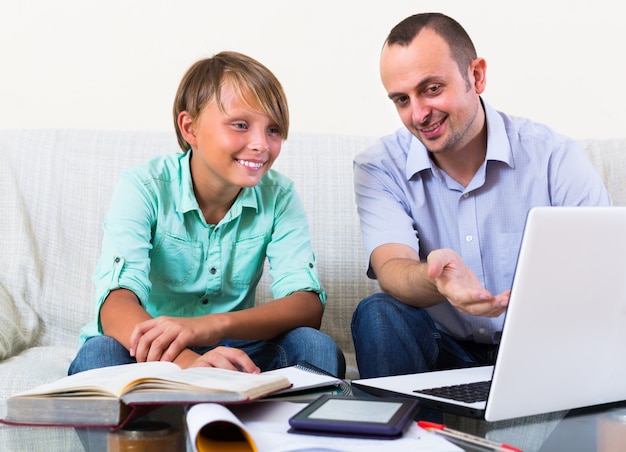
187;82;282;194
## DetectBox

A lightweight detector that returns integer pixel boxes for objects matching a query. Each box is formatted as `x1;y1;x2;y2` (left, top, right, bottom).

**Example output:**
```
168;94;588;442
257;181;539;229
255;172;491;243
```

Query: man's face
380;28;485;156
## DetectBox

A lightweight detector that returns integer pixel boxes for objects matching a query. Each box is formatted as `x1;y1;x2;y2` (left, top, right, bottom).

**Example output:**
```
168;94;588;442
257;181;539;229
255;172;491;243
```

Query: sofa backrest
0;130;175;352
0;129;381;361
1;129;624;363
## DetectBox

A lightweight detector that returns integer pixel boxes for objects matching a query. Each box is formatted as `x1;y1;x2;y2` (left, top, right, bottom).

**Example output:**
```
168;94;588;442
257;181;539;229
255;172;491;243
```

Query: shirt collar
405;98;513;180
483;100;513;168
177;151;259;220
178;151;199;214
222;187;259;223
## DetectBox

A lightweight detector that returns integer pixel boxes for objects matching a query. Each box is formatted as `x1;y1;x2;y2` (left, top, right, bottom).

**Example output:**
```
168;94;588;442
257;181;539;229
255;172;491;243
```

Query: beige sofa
1;129;625;450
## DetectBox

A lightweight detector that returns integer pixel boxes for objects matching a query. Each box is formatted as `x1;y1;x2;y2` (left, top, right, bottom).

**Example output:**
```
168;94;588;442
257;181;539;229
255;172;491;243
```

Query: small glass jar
108;420;184;451
597;408;626;452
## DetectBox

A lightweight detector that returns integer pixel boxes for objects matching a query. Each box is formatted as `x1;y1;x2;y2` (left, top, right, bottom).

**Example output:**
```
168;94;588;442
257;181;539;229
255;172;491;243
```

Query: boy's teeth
238;160;263;168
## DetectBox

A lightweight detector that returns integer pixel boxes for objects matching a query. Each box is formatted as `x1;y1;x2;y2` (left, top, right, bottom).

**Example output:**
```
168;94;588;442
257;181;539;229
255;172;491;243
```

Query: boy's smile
237;159;265;170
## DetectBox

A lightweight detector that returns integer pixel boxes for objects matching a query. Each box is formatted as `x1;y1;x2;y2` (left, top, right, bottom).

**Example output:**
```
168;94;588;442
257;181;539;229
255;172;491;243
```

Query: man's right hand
427;248;509;317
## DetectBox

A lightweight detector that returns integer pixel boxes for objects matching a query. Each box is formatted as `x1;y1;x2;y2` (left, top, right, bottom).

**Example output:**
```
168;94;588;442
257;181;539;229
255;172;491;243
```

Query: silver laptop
353;206;626;421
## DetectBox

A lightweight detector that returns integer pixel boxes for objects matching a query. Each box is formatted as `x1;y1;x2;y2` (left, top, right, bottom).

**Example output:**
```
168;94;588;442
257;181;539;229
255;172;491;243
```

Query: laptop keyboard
415;380;491;403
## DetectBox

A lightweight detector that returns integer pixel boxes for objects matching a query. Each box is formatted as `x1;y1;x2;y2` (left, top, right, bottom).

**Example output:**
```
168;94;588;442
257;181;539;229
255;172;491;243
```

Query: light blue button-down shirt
79;151;325;345
354;100;611;344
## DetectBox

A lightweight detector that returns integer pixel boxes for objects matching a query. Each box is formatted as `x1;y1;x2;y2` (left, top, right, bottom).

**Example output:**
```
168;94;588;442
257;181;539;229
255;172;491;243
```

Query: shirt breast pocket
228;233;266;288
151;233;202;286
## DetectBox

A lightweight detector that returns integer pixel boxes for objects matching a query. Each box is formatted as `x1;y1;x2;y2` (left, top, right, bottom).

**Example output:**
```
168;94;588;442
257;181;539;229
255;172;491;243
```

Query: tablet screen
308;398;402;423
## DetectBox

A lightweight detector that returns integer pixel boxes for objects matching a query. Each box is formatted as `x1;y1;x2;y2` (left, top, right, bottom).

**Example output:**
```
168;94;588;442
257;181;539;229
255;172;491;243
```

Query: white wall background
1;1;624;140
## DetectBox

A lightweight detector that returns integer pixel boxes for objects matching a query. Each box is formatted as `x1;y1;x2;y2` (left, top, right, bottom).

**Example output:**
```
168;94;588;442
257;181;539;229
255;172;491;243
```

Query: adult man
351;12;610;378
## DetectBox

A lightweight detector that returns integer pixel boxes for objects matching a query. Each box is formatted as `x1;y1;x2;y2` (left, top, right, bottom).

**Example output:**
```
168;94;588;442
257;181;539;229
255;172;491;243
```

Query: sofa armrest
0;285;32;360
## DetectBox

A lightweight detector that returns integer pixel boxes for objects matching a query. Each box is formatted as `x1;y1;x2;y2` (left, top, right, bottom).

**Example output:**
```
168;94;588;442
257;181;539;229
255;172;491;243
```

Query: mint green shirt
79;151;325;345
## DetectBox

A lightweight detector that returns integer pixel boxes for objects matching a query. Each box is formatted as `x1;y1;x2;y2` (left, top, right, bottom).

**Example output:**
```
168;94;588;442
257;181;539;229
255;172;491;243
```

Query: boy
69;51;345;378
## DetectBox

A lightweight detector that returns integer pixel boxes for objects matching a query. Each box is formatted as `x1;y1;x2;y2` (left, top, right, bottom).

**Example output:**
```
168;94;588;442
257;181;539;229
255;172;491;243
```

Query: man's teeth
422;120;442;132
238;160;263;169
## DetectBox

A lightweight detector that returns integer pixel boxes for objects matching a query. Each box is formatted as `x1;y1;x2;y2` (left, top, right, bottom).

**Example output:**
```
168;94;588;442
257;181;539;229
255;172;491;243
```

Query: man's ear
469;57;487;95
177;111;197;146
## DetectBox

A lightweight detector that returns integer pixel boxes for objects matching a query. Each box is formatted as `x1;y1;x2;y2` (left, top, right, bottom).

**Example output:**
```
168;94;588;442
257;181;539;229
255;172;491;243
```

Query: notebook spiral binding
295;361;352;396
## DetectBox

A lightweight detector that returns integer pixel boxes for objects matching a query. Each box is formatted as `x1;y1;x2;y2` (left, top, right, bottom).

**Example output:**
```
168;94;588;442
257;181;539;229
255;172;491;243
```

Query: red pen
417;420;523;452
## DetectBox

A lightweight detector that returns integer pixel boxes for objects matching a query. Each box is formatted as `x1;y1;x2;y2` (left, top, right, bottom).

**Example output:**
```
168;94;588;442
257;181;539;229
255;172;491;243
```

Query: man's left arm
550;139;612;206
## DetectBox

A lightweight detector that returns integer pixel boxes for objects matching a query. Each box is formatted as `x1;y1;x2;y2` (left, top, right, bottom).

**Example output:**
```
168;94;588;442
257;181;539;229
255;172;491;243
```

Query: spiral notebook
264;361;352;402
353;207;626;421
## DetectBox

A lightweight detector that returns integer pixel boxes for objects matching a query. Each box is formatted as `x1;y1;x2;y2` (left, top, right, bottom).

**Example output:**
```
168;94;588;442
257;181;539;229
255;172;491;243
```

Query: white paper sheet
187;401;461;452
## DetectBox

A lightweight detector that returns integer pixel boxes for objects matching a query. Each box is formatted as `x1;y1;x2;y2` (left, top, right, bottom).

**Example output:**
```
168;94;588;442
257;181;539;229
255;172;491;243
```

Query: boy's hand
190;346;260;373
167;347;260;373
130;315;216;363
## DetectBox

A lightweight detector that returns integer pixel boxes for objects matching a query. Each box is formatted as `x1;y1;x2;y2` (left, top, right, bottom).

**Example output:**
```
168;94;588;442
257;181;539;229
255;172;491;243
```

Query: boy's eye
267;126;281;136
234;122;248;130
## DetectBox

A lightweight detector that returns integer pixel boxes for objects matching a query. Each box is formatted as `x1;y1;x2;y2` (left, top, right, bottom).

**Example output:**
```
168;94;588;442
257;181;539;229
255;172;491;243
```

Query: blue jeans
68;326;346;378
351;293;498;378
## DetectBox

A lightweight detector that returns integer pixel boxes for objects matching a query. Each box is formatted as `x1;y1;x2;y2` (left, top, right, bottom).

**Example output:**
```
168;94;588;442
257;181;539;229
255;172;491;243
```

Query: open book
1;361;291;428
0;362;348;428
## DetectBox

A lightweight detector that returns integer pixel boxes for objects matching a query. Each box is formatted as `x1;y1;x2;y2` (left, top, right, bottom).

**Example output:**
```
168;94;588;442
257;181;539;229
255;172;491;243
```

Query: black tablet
288;395;419;438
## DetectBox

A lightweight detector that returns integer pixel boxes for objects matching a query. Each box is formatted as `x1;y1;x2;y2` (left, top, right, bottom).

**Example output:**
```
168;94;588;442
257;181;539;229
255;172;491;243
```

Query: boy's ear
177;111;197;146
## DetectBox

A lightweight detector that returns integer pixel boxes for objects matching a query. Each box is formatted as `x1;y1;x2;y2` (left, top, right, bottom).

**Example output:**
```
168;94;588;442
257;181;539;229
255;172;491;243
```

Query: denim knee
351;292;442;377
279;327;346;378
351;292;407;335
68;336;135;375
352;292;436;332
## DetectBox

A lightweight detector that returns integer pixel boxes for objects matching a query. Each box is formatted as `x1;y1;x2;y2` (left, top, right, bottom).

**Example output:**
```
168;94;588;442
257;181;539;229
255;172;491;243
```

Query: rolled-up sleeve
265;182;326;307
91;171;155;330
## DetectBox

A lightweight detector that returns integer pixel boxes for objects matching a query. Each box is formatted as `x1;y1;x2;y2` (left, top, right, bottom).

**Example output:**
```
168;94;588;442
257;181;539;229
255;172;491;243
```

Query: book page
128;367;290;399
12;362;290;402
12;362;180;398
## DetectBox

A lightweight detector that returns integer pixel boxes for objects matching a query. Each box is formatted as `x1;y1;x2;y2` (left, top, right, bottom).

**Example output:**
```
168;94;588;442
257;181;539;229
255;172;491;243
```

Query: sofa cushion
0;286;33;360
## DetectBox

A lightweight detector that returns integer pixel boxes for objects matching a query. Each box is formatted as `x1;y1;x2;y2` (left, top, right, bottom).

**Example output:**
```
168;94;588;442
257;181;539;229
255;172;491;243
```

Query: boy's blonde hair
173;51;289;152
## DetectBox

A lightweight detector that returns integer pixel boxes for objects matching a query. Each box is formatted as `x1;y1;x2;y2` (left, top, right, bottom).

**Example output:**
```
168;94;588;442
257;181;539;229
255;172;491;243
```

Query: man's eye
393;96;409;106
426;84;442;95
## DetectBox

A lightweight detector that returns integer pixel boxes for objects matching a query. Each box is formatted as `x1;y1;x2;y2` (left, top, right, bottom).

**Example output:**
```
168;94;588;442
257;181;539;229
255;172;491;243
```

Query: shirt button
465;235;473;242
308;263;314;269
114;257;120;263
463;193;469;198
210;268;217;275
201;298;209;305
478;327;486;335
